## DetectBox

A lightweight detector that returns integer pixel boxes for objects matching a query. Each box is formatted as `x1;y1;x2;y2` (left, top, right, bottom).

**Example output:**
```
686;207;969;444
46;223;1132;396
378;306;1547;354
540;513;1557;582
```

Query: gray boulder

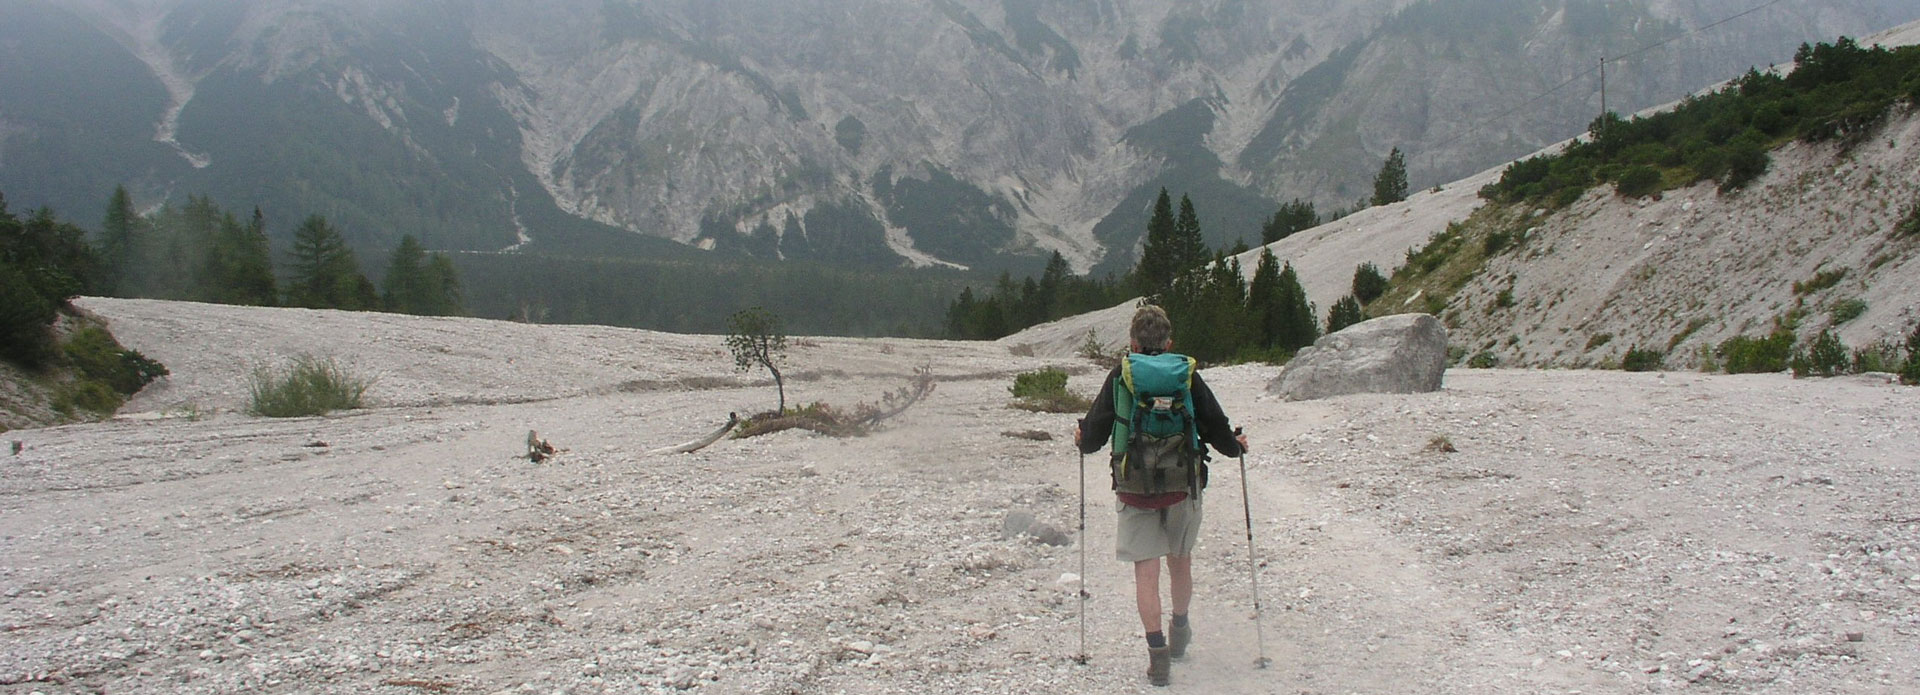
1271;313;1448;401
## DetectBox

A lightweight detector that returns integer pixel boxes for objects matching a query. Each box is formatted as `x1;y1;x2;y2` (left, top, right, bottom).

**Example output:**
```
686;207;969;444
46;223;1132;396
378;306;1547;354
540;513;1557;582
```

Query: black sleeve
1077;365;1122;455
1189;371;1244;458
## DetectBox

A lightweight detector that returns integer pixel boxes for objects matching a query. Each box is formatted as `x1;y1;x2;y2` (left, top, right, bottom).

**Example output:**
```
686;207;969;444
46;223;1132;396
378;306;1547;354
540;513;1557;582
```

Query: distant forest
7;147;1404;345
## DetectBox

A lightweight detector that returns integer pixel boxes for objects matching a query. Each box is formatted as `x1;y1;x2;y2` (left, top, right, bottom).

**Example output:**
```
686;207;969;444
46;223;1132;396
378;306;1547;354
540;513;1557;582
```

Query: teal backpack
1109;352;1204;495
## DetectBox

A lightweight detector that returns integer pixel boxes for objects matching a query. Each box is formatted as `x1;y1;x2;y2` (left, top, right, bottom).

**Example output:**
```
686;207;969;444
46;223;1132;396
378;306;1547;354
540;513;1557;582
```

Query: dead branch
647;413;740;456
852;365;936;427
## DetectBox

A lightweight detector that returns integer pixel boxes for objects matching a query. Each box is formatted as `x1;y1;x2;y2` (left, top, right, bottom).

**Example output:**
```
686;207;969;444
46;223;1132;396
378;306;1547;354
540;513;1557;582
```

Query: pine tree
1135;189;1179;300
1327;295;1365;334
1247;247;1284;349
1372;147;1410;206
99;186;140;296
1261;199;1320;245
1172;195;1208;271
1351;262;1388;304
422;254;463;316
285;215;374;310
1274;260;1318;352
202;208;277;306
383;235;431;314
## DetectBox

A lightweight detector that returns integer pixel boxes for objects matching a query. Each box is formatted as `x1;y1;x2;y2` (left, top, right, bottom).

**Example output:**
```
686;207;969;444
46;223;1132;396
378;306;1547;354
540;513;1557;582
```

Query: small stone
846;640;875;654
1845;632;1865;643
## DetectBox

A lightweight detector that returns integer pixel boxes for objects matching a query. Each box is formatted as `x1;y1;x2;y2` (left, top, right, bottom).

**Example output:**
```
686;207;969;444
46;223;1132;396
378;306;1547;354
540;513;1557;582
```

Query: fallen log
647;412;740;456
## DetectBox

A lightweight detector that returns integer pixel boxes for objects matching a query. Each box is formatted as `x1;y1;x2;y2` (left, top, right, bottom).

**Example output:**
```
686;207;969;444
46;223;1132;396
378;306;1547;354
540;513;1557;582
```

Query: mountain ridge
4;0;1916;274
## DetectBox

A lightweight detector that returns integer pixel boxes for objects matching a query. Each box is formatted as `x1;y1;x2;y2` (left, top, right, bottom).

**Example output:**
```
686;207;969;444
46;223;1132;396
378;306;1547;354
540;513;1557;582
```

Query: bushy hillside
1007;25;1920;377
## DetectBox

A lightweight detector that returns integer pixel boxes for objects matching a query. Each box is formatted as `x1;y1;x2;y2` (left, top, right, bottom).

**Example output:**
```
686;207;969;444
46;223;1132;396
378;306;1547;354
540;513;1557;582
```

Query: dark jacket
1078;355;1243;459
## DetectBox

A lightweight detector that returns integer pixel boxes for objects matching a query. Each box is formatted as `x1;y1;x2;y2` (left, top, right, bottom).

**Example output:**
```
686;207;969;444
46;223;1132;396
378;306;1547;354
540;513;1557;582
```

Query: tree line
1483;37;1920;205
3;186;464;370
946;188;1391;364
96;185;462;314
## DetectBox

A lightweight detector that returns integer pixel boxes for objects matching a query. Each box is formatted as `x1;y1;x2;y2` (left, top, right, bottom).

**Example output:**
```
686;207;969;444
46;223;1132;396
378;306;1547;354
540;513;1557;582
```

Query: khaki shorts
1115;495;1202;563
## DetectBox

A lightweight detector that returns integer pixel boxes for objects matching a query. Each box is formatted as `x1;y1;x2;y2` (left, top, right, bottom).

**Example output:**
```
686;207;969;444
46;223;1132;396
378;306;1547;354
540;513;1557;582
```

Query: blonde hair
1130;305;1172;352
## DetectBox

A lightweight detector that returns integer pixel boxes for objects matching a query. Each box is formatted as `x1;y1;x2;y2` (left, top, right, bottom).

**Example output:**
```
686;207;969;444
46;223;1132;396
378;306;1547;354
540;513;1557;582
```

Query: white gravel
2;297;1916;694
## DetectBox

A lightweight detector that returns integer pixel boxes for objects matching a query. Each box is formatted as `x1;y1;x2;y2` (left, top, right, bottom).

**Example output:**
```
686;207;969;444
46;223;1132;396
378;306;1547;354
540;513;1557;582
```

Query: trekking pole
1236;427;1272;669
1075;444;1089;665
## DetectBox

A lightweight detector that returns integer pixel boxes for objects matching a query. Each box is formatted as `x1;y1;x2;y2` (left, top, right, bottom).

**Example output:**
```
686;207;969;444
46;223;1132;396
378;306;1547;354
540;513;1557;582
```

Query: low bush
1830;298;1867;324
1904;324;1920;385
1467;351;1498;368
1898;197;1920;236
248;355;372;417
1790;330;1851;378
1352;263;1389;304
1852;340;1903;374
52;381;123;416
1615;166;1663;198
1621;347;1665;372
1010;367;1090;413
1718;330;1794;373
1793;268;1848;295
62;327;167;395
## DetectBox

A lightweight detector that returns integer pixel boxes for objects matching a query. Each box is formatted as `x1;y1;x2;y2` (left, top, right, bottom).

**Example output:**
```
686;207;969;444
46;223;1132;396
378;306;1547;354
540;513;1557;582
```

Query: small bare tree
725;307;789;413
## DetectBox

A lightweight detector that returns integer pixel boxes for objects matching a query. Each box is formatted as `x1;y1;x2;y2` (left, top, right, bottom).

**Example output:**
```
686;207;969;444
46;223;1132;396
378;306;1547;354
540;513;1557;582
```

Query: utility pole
1599;56;1608;120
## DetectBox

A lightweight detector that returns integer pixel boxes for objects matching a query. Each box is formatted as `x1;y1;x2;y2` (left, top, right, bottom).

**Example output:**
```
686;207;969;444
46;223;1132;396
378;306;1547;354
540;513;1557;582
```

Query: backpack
1109;352;1204;495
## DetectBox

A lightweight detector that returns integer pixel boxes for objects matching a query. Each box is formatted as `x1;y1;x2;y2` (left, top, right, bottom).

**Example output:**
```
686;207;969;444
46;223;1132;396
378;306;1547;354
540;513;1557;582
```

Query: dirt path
4;299;1917;694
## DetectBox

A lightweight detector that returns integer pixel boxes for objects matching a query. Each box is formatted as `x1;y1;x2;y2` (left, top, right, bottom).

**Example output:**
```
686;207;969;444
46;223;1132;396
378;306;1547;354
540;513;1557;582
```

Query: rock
1270;314;1448;401
1025;522;1071;547
1000;510;1037;540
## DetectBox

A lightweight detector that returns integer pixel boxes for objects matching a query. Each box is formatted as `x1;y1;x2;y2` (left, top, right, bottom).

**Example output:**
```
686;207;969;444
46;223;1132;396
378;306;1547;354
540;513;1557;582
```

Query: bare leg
1134;559;1163;633
1168;554;1193;617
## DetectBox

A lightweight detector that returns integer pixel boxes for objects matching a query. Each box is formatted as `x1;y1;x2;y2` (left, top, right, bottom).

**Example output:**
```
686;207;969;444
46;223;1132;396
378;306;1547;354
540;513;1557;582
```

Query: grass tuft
248;355;372;417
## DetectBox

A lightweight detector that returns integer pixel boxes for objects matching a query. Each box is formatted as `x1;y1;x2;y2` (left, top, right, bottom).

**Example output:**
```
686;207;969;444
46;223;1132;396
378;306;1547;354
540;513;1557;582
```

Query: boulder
1270;313;1448;401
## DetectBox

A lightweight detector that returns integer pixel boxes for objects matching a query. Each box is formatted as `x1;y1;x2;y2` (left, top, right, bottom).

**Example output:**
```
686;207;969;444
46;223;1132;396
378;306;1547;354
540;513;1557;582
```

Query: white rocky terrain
3;297;1916;694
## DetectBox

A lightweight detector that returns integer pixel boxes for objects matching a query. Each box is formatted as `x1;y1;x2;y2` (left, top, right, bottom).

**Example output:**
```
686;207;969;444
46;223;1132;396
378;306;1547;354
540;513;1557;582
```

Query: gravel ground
2;298;1917;694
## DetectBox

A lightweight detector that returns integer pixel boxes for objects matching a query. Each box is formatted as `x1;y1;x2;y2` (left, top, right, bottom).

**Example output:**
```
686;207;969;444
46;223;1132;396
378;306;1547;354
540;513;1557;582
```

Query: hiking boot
1169;620;1192;659
1147;645;1172;687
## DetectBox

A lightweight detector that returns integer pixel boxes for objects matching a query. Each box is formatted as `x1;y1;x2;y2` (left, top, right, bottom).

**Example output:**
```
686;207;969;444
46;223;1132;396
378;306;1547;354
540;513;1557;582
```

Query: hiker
1075;304;1249;687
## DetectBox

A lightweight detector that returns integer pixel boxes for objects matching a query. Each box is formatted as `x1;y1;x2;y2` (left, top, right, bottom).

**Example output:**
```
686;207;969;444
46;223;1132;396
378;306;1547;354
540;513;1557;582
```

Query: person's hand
1073;422;1083;446
1235;432;1250;453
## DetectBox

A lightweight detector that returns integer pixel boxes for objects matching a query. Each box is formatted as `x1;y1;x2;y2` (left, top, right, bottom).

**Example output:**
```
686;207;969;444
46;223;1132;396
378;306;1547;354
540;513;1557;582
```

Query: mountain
1005;20;1920;374
3;0;1917;277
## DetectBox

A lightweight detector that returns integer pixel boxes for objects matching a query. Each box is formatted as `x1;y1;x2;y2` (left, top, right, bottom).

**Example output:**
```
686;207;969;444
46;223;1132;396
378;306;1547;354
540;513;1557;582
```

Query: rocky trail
2;298;1917;694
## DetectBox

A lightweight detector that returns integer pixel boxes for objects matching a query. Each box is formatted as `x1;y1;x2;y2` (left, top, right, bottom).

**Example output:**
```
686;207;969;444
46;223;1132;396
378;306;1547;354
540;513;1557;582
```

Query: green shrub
248;355;372;417
1586;333;1614;350
1793;268;1848;295
1791;330;1851;378
1615;166;1663;198
52;381;123;416
1009;367;1090;413
1852;339;1903;373
1494;288;1516;309
1830;298;1867;324
1898;197;1920;236
1621;347;1665;372
61;327;167;394
1467;351;1498;368
1327;295;1365;334
1718;330;1795;373
1483;229;1514;256
1718;134;1771;191
1352;263;1389;304
1904;324;1920;385
0;262;59;368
